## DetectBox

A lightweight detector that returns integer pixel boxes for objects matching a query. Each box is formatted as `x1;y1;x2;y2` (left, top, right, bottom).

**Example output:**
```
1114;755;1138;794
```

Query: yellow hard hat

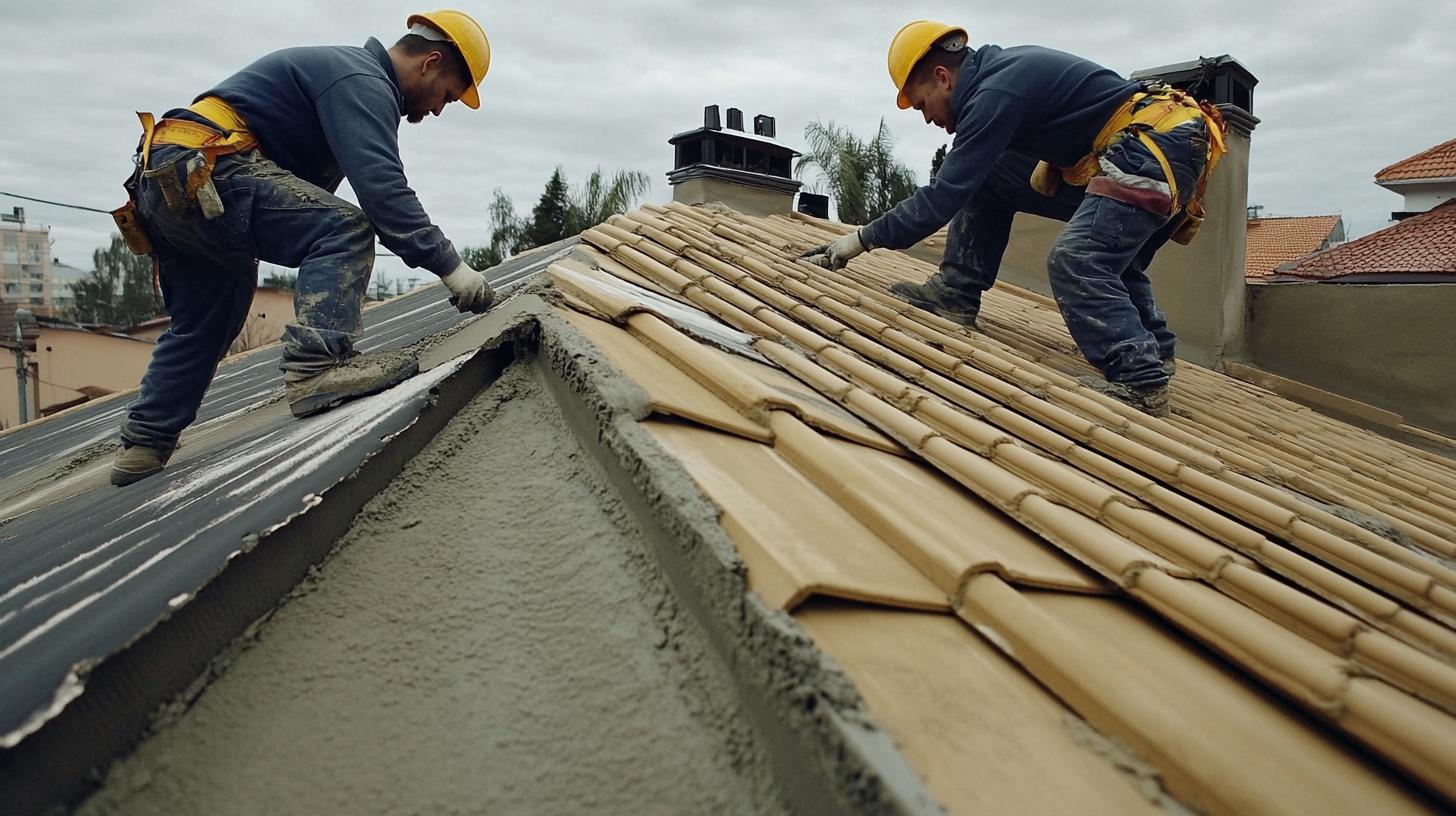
888;20;968;110
406;9;491;109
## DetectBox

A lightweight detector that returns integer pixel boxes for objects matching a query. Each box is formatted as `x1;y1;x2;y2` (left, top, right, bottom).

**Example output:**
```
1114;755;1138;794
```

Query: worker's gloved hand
441;262;495;314
1029;161;1061;197
799;230;870;270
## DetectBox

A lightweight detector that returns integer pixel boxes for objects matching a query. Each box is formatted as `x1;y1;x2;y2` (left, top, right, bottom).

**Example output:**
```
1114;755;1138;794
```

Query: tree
262;269;298;289
68;234;164;327
565;168;651;235
794;119;918;225
931;144;948;178
526;167;572;247
460;167;650;268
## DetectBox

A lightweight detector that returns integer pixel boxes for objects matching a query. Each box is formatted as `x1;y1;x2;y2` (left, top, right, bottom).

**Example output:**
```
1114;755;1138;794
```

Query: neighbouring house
0;286;298;429
1242;141;1456;434
1274;199;1456;282
1244;213;1344;279
1376;136;1456;220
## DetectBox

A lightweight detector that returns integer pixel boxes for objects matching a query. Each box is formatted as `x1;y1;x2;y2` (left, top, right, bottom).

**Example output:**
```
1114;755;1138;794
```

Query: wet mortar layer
79;358;787;816
533;312;943;815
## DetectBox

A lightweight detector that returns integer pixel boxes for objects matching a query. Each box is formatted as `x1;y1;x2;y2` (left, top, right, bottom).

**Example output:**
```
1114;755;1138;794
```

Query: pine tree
526;167;572;247
931;144;948;178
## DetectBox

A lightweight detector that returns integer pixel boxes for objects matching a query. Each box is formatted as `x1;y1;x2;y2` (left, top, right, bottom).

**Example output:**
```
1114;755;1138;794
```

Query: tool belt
1042;86;1228;245
111;96;260;255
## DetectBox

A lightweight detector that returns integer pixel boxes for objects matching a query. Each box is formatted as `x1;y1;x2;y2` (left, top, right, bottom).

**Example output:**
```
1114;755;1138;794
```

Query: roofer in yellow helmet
802;22;1226;417
109;10;496;486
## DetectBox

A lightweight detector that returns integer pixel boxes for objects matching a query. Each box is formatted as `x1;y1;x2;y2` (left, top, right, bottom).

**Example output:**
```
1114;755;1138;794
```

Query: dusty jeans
119;146;375;452
938;120;1208;387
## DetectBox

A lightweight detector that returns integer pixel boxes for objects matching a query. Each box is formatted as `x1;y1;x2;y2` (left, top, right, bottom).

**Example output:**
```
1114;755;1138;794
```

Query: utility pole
13;308;30;424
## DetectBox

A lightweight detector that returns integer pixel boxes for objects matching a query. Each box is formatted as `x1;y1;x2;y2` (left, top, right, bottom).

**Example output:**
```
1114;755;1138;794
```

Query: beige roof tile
558;308;768;442
555;201;1456;808
645;420;945;612
796;603;1172;815
959;576;1439;814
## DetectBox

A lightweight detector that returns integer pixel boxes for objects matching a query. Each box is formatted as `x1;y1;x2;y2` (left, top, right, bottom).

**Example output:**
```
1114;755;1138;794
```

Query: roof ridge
1375;136;1456;181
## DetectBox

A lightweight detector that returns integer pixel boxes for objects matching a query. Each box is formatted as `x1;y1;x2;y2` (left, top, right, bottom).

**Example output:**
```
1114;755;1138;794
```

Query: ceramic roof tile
796;604;1172;815
1244;214;1343;278
645;419;946;612
552;201;1456;809
1376;137;1456;183
557;308;769;442
1279;200;1456;279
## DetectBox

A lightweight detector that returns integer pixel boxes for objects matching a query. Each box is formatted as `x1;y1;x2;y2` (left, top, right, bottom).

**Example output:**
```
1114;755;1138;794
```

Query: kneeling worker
803;21;1225;417
110;10;496;486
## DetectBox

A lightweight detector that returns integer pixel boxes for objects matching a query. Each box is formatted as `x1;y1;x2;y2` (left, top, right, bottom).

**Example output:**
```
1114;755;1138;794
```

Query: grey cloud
3;0;1453;279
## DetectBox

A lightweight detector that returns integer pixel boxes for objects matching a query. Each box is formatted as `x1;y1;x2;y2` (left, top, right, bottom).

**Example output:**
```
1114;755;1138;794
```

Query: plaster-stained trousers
119;145;375;452
936;120;1209;388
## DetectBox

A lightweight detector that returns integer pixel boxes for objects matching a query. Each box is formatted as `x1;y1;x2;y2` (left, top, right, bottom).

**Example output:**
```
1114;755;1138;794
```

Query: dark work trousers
118;146;375;452
938;121;1208;387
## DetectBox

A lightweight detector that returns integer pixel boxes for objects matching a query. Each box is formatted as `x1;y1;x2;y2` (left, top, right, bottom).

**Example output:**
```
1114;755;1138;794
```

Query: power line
2;189;403;257
1;190;111;215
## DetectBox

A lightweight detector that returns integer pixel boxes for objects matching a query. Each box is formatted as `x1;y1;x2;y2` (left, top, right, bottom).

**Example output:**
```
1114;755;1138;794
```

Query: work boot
1080;376;1171;418
1161;358;1177;378
1109;382;1171;418
889;279;979;329
111;444;172;487
284;351;420;419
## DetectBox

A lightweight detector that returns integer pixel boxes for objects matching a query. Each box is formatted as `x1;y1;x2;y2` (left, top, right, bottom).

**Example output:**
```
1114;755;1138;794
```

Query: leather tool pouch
1170;202;1204;245
111;169;153;255
143;149;226;220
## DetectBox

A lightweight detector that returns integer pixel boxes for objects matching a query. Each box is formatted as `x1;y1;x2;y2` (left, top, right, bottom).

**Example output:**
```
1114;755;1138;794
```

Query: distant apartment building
0;208;54;315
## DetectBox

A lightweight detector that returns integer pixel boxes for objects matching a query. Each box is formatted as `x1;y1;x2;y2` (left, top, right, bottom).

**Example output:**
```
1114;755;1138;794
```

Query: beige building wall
0;329;154;428
229;287;296;354
672;177;795;217
1245;282;1456;435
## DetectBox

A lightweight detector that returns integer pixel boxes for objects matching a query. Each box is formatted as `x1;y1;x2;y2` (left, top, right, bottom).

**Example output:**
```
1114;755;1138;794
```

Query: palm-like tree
795;119;918;225
566;168;652;235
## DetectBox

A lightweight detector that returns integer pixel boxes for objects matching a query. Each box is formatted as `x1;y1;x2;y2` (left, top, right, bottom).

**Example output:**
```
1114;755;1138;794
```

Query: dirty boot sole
889;281;979;329
288;358;420;419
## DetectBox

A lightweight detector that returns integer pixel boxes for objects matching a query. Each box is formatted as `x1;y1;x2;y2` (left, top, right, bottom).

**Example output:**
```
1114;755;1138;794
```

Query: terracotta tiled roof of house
1245;214;1343;278
1280;199;1456;279
551;202;1456;813
1377;138;1456;183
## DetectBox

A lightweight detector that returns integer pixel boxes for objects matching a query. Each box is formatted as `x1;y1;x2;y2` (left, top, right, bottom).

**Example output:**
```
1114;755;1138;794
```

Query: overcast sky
3;1;1453;284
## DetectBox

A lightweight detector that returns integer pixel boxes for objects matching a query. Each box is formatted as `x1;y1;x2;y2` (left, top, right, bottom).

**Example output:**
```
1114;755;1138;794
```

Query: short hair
907;37;968;89
394;33;471;85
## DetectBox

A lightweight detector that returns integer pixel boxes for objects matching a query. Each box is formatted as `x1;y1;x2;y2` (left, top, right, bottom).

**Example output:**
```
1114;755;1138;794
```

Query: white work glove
441;262;495;314
799;230;870;270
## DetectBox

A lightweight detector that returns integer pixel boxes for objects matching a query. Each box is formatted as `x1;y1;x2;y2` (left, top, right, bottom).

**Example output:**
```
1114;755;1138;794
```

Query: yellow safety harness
112;97;260;256
1049;87;1228;244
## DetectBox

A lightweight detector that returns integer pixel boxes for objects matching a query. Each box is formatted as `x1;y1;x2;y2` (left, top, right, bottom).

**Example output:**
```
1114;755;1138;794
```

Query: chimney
667;104;803;217
796;192;829;219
